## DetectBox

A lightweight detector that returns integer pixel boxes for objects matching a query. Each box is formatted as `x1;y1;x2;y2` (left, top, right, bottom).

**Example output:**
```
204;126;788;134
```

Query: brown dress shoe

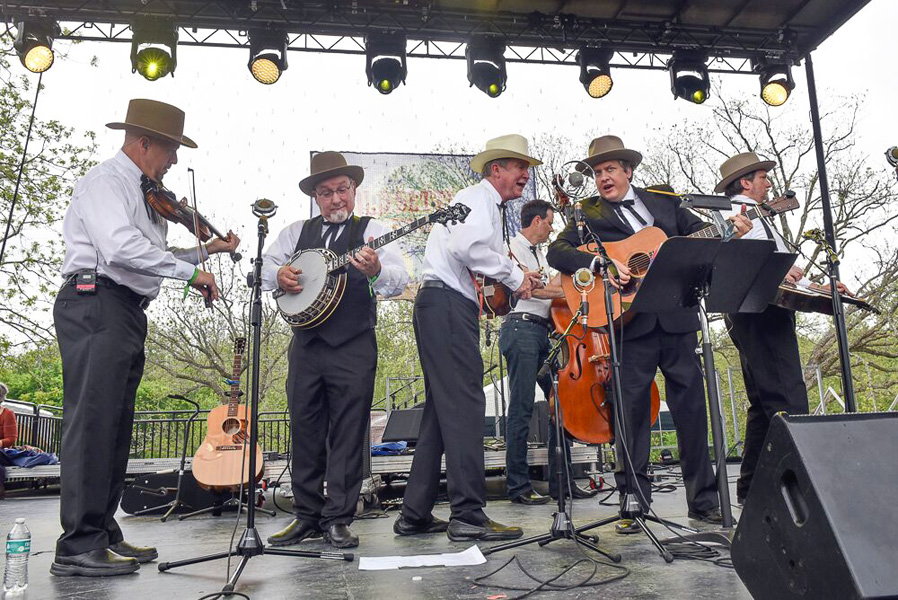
447;518;524;542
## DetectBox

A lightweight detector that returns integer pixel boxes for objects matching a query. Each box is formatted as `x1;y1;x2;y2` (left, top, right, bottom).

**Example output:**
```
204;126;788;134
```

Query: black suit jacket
546;187;706;340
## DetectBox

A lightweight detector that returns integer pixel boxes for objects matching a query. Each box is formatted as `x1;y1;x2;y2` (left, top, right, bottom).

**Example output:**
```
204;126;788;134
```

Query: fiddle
140;174;241;263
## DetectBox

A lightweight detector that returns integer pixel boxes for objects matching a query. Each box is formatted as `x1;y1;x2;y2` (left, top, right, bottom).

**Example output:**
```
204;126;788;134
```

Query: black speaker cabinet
732;412;898;600
381;408;424;444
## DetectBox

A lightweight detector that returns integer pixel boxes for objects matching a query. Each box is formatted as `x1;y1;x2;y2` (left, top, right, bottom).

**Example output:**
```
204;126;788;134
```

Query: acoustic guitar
561;193;800;329
192;337;264;491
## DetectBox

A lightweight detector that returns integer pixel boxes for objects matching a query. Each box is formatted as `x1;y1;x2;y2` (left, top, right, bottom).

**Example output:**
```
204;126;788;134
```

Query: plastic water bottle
3;518;30;594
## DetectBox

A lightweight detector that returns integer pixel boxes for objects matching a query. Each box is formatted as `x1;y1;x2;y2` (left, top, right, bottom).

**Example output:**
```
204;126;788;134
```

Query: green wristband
188;267;199;285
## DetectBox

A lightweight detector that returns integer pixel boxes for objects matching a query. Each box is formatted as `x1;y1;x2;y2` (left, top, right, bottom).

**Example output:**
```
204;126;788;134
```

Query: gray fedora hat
715;152;777;193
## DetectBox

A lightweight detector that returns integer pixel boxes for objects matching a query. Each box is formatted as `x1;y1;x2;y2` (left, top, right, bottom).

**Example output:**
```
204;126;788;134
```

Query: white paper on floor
357;544;486;571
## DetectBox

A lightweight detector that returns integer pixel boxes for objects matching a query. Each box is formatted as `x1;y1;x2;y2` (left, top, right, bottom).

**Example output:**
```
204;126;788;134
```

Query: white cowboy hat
470;134;542;173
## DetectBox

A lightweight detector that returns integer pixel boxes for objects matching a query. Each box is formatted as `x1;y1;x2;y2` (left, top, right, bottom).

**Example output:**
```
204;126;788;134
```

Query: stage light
13;20;60;73
466;37;507;98
365;32;407;94
248;29;288;85
753;58;795;107
130;17;178;81
577;47;614;98
669;51;710;104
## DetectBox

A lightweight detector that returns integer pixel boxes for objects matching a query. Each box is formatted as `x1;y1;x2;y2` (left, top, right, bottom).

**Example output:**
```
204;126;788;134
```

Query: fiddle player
499;199;598;505
261;152;408;549
546;136;752;531
52;99;238;577
715;152;850;506
393;134;541;542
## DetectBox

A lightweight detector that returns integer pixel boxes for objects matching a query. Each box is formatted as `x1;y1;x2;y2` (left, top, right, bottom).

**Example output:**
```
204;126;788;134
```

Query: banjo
274;203;471;328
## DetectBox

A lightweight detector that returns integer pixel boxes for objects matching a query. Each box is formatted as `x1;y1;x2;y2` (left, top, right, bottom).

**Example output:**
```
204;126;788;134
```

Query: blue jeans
499;318;552;499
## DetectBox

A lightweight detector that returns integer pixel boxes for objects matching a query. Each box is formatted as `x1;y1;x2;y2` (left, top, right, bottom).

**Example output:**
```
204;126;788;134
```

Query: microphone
802;228;824;242
568;171;585;188
886;147;898;168
573;201;585;243
252;198;278;218
573;267;594;327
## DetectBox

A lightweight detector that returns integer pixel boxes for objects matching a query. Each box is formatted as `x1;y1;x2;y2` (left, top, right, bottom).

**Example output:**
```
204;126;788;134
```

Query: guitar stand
159;206;353;593
484;308;620;564
133;394;201;522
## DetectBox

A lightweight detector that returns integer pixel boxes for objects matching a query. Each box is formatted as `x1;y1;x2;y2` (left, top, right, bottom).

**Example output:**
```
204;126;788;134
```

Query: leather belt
64;274;152;310
420;279;448;289
507;312;551;328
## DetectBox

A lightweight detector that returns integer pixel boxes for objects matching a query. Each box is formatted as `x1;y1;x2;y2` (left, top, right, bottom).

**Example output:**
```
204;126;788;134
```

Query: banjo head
276;249;331;314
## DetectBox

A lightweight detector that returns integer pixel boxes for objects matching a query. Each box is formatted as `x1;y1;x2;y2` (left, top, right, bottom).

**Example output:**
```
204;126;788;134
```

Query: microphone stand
158;204;353;594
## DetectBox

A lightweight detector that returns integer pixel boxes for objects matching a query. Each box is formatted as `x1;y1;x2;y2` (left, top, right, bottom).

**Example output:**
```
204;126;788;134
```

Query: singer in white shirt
394;135;542;542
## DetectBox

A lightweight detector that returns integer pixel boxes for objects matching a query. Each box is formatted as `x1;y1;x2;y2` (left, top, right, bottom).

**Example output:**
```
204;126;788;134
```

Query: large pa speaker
731;412;898;600
381;408;424;444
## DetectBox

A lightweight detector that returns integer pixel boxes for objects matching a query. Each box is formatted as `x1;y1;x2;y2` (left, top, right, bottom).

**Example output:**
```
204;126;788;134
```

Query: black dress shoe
570;484;599;499
447;518;523;542
688;507;724;524
511;490;550;505
267;519;323;547
109;541;158;563
393;514;450;536
50;548;139;577
325;523;359;548
614;519;641;535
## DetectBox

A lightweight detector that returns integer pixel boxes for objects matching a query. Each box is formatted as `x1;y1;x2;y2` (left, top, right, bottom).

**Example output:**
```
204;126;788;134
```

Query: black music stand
626;237;786;535
158;207;353;594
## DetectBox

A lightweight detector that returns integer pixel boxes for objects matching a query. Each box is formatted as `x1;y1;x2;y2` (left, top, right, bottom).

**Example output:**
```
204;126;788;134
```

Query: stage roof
2;1;872;70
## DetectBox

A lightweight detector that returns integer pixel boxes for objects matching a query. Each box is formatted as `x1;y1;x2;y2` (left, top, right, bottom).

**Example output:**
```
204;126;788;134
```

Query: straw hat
299;152;365;196
470;134;542;173
106;99;197;148
714;152;776;193
580;135;642;170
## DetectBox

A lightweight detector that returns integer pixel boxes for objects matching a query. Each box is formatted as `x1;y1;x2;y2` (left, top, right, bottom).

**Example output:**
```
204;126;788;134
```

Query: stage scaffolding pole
804;52;857;413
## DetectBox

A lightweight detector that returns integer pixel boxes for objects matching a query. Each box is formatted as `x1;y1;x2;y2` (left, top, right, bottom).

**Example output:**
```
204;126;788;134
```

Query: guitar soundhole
222;418;241;436
628;252;651;276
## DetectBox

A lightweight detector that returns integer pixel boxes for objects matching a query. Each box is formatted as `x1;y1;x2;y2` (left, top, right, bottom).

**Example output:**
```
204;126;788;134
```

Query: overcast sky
8;0;897;266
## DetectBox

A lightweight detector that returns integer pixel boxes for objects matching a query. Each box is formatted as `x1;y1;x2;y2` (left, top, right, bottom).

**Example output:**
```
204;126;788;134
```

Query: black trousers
615;326;718;513
401;287;488;525
53;282;147;557
286;330;376;528
726;305;808;500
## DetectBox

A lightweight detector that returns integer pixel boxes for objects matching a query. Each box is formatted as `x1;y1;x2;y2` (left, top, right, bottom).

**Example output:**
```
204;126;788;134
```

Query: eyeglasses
315;185;352;200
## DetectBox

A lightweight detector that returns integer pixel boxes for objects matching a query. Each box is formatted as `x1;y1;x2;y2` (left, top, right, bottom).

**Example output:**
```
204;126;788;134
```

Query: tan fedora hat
714;152;777;193
470;134;542;173
299;151;365;196
580;135;642;170
106;99;197;148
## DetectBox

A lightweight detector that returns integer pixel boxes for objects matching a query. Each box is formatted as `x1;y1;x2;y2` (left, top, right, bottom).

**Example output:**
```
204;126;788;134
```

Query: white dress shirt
260;215;409;297
60;150;205;299
507;231;552;319
420;179;525;306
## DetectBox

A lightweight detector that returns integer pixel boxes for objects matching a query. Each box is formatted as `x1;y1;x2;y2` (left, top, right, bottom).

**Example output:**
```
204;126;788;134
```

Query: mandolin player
716;152;851;507
261;152;408;549
52;99;239;578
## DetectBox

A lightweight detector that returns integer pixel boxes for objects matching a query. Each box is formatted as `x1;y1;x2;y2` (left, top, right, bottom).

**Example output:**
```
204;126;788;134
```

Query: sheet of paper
358;544;486;571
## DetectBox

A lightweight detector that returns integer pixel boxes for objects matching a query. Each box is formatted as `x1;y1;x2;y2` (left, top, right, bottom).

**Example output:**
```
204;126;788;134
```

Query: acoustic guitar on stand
192;337;264;491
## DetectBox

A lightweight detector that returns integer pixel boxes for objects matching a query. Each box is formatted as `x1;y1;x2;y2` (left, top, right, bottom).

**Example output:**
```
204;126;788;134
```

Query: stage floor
2;466;750;600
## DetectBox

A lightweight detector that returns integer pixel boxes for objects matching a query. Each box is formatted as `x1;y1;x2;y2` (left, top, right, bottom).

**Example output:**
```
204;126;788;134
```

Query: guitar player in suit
261;152;408;549
546;136;752;532
715;152;850;506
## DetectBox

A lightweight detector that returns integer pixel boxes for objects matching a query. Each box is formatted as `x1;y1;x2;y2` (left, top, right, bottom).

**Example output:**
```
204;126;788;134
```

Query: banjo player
260;151;408;549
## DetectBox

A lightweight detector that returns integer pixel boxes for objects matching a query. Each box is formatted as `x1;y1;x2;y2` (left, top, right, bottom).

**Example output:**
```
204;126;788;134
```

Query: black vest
292;215;377;348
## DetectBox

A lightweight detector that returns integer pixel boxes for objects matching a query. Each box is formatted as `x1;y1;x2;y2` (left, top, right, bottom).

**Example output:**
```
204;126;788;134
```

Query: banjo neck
327;214;431;272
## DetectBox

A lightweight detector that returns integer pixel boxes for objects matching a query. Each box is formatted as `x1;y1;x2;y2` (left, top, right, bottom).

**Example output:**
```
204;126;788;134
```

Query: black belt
64;274;152;310
507;312;551;328
420;279;447;289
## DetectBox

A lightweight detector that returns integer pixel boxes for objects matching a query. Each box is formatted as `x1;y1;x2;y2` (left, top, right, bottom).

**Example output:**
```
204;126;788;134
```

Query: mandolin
774;280;878;315
192;337;264;491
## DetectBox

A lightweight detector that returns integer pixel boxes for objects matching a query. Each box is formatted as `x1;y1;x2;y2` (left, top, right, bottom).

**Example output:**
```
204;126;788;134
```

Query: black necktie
322;223;339;248
615;199;648;227
529;245;541;266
